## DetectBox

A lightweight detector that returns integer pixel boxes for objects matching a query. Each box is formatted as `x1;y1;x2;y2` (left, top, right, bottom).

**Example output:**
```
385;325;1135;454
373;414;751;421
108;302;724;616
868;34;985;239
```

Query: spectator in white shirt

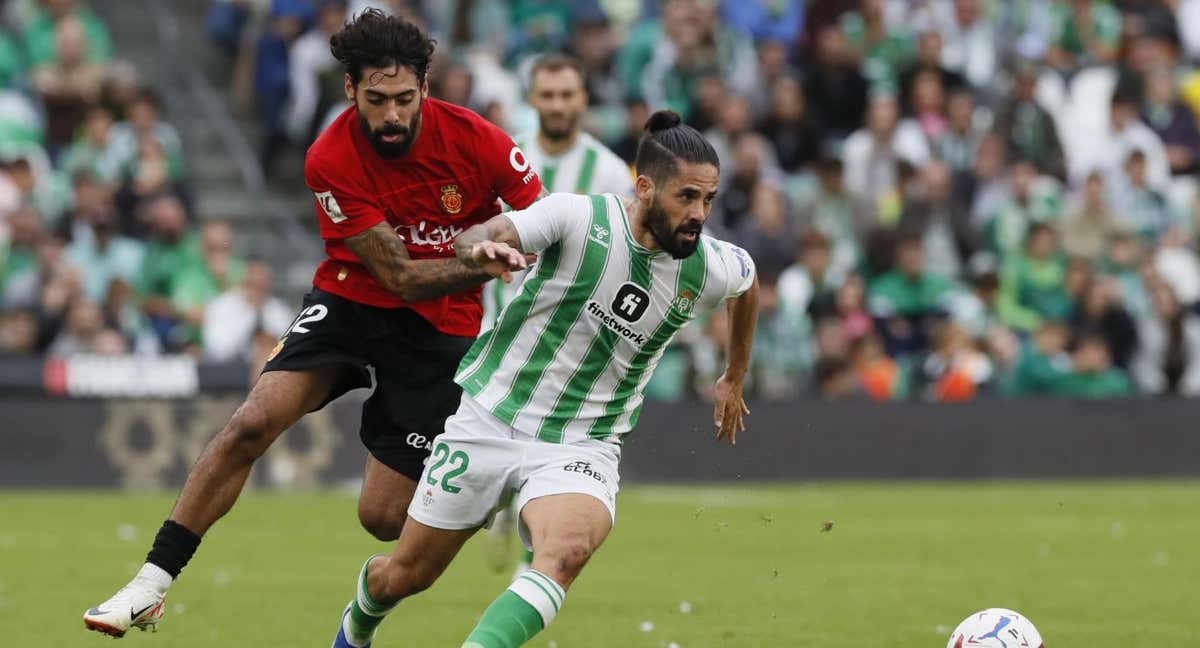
202;258;292;364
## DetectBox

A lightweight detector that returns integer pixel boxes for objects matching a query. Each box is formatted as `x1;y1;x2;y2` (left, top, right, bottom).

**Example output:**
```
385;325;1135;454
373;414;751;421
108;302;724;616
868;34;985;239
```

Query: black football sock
145;519;202;580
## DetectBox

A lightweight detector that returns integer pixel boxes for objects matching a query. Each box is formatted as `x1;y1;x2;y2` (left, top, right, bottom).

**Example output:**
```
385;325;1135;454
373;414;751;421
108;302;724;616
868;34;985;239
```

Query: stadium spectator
31;15;107;152
63;207;142;303
1045;0;1122;73
202;257;291;364
898;159;976;279
255;0;311;174
928;0;998;90
934;88;983;175
285;0;349;144
993;61;1066;180
898;26;966;117
868;233;956;356
1113;150;1173;243
997;223;1071;333
1132;280;1200;396
759;76;823;174
1140;66;1200;176
1060;171;1121;261
21;0;113;68
982;159;1063;258
802;25;869;137
59;104;114;180
1055;332;1134;398
794;156;864;283
1069;275;1139;369
842;92;930;223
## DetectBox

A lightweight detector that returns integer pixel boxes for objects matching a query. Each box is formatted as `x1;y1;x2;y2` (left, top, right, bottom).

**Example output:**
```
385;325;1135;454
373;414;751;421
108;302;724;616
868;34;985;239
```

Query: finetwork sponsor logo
587;301;647;345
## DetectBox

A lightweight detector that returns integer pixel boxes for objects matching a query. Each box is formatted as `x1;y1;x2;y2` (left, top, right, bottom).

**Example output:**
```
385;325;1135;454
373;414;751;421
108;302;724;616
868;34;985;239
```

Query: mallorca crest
440;184;463;214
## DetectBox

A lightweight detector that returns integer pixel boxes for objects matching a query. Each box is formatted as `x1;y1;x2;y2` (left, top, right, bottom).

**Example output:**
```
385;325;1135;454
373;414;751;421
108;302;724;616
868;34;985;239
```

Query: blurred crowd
0;0;292;365
216;0;1200;402
12;0;1200;404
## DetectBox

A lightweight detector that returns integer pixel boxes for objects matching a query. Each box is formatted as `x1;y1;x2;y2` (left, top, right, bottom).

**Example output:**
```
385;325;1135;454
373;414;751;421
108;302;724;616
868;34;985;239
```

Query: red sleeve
476;119;543;210
304;150;386;240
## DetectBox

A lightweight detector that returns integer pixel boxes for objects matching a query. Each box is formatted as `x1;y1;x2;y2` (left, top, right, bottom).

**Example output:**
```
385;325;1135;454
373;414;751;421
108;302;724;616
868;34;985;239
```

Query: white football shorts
407;394;621;549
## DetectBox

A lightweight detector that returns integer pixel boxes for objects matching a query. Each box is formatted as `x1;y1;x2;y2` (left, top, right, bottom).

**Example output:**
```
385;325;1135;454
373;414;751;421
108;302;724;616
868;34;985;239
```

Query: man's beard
646;195;703;259
538;111;578;142
360;109;421;159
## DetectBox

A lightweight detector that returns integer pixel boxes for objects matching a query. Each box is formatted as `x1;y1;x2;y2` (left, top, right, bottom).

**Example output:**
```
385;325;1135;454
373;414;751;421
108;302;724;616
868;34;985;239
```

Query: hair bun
644;110;682;133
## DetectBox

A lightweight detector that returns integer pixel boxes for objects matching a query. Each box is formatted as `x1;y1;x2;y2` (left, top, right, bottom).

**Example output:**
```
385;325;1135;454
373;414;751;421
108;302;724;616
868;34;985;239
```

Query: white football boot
83;577;167;637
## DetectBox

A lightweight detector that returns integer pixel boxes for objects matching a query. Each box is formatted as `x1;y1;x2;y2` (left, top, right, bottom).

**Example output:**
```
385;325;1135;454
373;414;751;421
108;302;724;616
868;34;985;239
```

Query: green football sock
462;570;565;648
343;556;396;647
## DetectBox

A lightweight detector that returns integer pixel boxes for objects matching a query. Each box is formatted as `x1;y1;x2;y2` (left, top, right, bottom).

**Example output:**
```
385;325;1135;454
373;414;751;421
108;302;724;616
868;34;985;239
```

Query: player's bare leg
84;367;344;637
460;493;613;648
357;455;418;540
333;519;476;647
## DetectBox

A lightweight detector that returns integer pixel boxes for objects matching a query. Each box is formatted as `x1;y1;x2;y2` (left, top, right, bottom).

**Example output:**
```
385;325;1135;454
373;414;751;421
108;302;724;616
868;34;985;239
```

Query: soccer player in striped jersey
330;111;759;648
482;53;634;332
482;53;636;573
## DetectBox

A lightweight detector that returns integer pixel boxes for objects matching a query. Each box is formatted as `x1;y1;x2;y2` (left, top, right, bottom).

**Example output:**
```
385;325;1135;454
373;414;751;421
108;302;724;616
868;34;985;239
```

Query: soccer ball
946;608;1044;648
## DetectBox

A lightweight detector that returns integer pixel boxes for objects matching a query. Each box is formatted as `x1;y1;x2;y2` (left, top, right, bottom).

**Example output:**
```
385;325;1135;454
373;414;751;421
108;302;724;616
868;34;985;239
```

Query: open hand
713;372;750;445
470;241;536;283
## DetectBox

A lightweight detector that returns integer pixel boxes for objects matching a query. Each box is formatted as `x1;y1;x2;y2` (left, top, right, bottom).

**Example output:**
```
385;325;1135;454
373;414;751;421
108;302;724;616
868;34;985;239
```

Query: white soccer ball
946;608;1044;648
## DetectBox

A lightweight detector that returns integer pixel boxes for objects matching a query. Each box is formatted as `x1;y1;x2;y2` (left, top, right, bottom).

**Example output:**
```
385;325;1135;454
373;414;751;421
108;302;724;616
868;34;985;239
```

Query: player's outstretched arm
454;214;534;285
345;221;526;302
714;275;759;445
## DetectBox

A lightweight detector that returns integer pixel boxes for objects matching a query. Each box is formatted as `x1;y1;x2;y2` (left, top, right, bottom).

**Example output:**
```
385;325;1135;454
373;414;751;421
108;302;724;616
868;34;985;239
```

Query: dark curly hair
329;9;436;86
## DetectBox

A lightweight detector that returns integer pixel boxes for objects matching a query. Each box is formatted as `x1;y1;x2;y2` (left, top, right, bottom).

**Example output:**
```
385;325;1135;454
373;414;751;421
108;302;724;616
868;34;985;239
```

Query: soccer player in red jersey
84;10;543;637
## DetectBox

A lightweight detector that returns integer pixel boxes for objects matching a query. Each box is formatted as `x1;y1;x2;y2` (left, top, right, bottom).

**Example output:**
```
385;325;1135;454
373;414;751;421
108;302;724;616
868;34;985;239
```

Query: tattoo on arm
344;222;488;302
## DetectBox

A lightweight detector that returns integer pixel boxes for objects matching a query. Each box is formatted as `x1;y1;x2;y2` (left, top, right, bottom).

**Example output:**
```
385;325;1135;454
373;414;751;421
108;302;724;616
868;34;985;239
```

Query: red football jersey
304;98;542;336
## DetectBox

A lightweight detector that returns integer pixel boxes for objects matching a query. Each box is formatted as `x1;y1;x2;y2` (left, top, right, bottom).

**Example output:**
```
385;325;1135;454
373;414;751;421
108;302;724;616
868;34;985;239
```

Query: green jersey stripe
574;147;598;193
541;242;653;441
588;242;708;438
540;164;558;191
493;195;613;433
458;244;563;392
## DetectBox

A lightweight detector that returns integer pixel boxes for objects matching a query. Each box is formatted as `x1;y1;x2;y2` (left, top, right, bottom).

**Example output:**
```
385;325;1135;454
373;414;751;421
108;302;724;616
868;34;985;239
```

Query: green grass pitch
4;481;1198;646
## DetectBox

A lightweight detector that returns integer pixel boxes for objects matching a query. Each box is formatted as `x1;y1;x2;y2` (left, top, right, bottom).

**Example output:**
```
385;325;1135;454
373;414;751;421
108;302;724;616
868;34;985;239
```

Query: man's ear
344;73;355;102
635;174;655;203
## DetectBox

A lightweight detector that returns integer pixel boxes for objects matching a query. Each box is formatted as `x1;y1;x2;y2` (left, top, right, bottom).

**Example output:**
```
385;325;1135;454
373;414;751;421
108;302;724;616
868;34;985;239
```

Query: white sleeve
508;192;585;254
712;239;756;300
597;155;635;197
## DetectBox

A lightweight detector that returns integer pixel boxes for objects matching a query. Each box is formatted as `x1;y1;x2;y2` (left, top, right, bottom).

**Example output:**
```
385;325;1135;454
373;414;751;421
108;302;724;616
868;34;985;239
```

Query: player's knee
539;536;594;580
358;505;405;542
223;400;277;459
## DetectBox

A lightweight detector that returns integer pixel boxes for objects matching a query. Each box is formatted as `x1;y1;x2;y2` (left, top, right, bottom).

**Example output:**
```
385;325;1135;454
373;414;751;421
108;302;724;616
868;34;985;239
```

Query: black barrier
2;393;1198;488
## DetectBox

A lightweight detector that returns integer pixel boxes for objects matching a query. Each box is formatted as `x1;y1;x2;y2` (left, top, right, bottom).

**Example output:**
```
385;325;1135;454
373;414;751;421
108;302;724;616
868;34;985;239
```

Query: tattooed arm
344;222;526;302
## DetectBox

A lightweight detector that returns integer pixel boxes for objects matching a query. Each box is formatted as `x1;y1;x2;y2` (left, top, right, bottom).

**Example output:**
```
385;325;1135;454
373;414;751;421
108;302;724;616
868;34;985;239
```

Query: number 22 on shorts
426;442;469;494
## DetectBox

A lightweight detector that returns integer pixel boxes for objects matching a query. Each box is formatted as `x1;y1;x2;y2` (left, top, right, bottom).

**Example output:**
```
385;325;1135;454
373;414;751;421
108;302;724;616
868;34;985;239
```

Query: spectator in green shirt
868;232;958;356
997;222;1071;333
1045;0;1121;73
21;0;113;67
1054;333;1134;398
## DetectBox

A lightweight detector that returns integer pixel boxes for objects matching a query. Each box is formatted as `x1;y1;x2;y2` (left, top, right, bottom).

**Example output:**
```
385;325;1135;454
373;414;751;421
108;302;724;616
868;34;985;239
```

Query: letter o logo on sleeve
509;146;530;173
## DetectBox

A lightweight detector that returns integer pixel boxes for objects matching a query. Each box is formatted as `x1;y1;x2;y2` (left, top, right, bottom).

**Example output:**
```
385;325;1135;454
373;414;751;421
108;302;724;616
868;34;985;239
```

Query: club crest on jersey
672;289;696;315
440;185;463;214
588;224;610;247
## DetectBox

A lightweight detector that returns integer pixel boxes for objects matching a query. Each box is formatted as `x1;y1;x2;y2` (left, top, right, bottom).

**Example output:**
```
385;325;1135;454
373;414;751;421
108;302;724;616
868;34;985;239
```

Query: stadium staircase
94;0;319;298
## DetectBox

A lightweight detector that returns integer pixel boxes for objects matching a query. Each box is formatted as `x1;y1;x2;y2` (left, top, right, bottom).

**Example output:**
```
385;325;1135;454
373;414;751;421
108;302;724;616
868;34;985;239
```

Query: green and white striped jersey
513;130;634;197
457;192;756;445
482;132;635;331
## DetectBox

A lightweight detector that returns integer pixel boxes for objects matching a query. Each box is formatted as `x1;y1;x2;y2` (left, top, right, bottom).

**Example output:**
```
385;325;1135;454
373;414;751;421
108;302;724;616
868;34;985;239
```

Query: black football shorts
262;288;473;480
